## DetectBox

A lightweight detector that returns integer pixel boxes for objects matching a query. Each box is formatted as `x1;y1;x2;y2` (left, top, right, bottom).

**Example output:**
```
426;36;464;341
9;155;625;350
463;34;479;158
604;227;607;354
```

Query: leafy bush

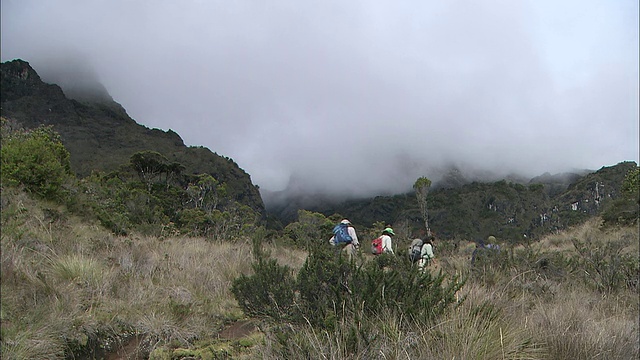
283;210;333;250
231;258;296;321
1;120;71;200
232;241;464;329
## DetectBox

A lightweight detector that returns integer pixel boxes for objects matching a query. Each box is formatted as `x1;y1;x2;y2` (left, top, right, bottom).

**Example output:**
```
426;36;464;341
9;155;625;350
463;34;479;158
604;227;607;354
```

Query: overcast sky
2;0;638;199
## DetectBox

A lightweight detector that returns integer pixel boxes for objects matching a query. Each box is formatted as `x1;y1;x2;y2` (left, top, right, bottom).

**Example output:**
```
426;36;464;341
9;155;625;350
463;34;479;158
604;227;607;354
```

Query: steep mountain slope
1;59;264;212
303;161;636;242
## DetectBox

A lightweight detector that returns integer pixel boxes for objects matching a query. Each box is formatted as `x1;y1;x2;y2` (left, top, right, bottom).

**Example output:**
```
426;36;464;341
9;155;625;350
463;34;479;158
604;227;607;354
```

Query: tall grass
0;187;309;358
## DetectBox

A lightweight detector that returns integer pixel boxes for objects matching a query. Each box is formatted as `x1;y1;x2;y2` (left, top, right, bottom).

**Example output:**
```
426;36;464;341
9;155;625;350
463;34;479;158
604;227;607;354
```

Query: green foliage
621;166;639;196
350;254;463;322
230;258;296;321
72;158;257;237
232;241;464;329
528;183;544;192
602;165;639;226
178;208;213;236
294;244;353;327
186;173;227;212
1;120;72;200
129;150;171;193
305;162;637;244
283;210;333;249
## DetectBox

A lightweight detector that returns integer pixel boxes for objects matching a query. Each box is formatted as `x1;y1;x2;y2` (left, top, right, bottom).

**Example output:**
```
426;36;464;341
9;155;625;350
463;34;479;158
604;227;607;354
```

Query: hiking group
329;219;435;271
329;219;502;270
471;235;501;264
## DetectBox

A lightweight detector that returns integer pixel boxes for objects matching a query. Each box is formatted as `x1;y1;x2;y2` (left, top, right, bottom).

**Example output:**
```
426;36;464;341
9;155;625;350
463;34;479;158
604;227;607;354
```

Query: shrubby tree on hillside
621;166;639;199
1;118;71;200
186;173;227;213
232;236;464;329
130;150;169;192
283;210;333;249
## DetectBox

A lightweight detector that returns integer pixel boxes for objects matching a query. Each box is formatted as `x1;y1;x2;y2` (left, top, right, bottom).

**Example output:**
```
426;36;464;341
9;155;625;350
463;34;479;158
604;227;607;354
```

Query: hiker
409;236;434;271
418;236;435;271
471;238;484;264
485;235;501;251
380;227;395;254
329;219;360;259
471;235;500;264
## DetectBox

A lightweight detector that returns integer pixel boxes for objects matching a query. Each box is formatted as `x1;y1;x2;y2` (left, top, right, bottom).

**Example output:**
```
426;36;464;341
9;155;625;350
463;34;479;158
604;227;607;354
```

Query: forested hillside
0;59;264;214
307;161;637;242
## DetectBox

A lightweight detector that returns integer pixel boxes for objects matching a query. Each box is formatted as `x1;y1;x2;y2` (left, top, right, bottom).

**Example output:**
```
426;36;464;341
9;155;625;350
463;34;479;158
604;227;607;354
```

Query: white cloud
2;0;638;199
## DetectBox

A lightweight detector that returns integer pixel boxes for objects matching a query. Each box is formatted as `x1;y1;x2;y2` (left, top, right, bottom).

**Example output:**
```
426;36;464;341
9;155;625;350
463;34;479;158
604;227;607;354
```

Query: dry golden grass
1;187;310;358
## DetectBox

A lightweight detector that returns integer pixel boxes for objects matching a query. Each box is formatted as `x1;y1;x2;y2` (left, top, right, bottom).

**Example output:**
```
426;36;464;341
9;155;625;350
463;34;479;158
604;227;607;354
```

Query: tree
413;177;432;236
129;150;168;192
186;173;227;213
1;120;71;200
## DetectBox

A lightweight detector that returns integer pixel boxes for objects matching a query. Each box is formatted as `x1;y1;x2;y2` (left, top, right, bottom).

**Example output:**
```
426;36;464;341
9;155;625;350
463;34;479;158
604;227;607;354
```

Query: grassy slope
1;187;638;359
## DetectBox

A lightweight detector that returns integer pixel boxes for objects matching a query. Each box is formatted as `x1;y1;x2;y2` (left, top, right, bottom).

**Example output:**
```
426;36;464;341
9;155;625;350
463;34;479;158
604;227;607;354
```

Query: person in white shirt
418;236;435;272
380;227;395;254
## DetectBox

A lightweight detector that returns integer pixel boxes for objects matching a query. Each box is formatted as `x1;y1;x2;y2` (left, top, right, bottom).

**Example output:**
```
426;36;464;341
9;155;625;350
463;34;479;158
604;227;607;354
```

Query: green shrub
294;244;353;328
602;166;639;226
231;258;296;321
350;254;463;322
1;122;71;200
232;242;464;329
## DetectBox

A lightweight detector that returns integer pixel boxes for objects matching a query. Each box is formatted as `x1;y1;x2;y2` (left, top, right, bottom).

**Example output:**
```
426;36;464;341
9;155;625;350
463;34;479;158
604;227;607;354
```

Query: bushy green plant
283;210;333;250
294;244;353;328
232;241;464;329
351;254;463;322
230;258;296;321
1;121;72;200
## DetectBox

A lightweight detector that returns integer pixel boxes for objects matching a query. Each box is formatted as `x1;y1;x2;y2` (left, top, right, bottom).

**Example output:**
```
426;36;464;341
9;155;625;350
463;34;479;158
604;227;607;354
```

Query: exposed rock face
1;59;264;213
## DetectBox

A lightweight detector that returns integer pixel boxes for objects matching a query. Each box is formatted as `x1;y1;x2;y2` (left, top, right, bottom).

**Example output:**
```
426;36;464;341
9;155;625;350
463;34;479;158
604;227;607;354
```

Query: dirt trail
219;319;257;340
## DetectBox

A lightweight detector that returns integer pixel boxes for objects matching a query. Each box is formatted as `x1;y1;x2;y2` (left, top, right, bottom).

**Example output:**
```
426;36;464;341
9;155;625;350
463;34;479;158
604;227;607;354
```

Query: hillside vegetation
0;59;264;214
1;185;638;359
1;119;639;359
304;161;638;242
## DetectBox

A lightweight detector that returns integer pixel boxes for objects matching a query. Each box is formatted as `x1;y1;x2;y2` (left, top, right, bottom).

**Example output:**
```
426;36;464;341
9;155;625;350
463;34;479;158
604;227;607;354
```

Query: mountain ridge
0;59;264;213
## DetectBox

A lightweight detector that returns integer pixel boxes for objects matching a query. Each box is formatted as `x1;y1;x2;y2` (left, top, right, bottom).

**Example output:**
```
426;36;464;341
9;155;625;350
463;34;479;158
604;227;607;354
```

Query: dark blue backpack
332;223;353;244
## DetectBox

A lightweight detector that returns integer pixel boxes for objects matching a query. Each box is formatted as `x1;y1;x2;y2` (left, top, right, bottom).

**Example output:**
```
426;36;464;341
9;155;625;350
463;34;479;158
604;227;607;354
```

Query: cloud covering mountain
1;0;638;200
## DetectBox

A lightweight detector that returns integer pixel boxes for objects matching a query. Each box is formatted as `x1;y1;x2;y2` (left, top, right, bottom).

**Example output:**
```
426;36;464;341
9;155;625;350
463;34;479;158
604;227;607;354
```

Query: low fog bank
260;158;597;210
